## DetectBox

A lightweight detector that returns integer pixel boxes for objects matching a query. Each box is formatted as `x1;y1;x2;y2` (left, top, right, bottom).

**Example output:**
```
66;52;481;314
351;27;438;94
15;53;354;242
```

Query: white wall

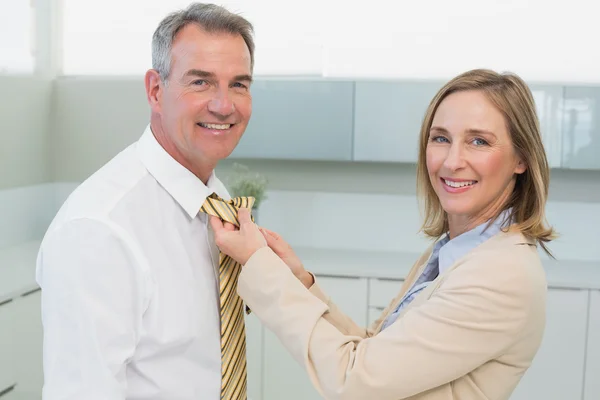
2;75;599;263
0;75;54;248
44;77;600;264
0;76;52;190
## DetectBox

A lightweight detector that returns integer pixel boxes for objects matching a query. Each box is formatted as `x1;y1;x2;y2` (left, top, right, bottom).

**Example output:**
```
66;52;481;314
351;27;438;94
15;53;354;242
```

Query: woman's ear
514;158;527;174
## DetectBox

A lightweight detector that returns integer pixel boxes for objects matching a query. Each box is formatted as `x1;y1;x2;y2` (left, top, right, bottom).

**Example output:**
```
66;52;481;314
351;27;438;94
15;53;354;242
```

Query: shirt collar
136;124;231;219
436;208;513;275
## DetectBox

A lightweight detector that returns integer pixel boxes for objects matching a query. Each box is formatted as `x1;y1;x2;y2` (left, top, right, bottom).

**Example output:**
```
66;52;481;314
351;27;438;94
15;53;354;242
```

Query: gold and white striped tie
200;193;254;400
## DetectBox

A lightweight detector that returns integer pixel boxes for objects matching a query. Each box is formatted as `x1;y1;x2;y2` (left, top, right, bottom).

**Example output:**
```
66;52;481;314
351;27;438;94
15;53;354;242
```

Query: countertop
1;241;599;303
0;240;41;303
295;246;600;290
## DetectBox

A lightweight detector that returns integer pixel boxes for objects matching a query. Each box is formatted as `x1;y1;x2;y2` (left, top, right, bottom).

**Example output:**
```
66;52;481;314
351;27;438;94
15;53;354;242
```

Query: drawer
0;384;17;399
369;278;404;308
0;299;16;396
368;307;384;327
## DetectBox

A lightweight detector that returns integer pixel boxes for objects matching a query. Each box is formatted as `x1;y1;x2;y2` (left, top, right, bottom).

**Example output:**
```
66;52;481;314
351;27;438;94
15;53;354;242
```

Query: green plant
226;163;268;209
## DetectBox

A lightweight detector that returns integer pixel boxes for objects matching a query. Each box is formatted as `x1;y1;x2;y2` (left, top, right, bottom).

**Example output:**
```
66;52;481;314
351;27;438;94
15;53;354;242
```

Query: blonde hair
416;69;557;256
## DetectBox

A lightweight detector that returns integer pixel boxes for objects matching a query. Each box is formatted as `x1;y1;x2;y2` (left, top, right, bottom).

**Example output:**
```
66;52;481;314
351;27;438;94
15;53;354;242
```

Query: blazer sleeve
238;247;540;400
308;279;403;339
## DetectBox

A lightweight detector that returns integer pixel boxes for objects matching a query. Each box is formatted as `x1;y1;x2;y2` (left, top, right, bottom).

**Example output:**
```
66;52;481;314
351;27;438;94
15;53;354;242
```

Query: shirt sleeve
36;218;149;400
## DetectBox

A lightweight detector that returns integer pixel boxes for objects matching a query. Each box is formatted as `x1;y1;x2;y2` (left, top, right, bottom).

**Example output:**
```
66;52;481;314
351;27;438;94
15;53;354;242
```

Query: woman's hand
259;228;314;289
209;207;266;265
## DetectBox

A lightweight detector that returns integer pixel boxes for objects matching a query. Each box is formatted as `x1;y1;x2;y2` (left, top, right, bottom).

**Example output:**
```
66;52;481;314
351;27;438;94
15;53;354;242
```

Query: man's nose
207;89;235;117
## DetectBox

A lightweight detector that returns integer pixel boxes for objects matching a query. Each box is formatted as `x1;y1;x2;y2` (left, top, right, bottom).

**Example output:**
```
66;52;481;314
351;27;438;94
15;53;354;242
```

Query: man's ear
145;69;163;114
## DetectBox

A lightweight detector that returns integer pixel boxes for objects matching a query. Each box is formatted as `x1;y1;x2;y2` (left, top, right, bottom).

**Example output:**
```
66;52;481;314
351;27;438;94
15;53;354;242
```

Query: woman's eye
431;135;449;143
473;138;489;146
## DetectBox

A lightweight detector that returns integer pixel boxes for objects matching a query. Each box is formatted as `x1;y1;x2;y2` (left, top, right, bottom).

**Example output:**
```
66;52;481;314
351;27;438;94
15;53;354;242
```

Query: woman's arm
238;246;543;400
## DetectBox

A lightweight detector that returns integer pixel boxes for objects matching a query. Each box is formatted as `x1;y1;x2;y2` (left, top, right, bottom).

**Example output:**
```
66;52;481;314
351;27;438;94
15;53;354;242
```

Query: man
35;3;254;399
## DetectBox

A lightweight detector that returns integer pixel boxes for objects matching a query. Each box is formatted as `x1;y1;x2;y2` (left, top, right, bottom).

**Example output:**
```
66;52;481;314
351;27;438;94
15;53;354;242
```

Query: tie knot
200;193;255;226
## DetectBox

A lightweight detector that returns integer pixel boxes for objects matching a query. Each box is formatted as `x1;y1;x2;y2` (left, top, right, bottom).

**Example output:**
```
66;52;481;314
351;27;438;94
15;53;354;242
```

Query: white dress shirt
36;125;231;400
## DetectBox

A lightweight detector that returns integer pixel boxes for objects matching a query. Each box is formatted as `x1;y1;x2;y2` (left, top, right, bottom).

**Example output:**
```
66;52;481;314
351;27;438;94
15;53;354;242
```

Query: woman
211;69;556;400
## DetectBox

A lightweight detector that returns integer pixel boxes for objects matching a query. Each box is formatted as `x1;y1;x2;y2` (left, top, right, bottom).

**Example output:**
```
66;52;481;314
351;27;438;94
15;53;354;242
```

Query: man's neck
149;119;215;185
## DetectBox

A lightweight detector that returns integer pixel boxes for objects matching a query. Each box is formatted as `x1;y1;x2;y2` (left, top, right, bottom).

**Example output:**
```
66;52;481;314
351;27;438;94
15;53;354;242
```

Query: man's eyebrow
182;70;252;84
234;74;253;83
183;69;215;79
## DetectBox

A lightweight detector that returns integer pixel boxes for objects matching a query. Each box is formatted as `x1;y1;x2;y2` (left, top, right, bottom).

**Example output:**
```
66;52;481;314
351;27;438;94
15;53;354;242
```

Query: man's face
150;24;252;175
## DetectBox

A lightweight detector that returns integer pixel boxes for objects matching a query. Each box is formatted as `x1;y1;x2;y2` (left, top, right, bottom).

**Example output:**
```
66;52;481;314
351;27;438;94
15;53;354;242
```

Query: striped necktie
200;193;255;400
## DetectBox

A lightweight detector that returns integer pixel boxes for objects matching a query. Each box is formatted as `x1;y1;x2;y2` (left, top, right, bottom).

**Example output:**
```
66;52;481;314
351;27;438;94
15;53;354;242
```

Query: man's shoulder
49;142;153;230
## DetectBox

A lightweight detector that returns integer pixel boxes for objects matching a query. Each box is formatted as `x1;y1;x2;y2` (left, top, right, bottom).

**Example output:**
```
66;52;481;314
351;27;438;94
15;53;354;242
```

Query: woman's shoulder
453;229;547;295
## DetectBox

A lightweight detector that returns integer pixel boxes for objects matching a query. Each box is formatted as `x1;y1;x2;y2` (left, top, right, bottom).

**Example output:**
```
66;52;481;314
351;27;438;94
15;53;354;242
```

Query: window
60;0;600;82
0;0;35;73
61;0;323;76
324;0;600;83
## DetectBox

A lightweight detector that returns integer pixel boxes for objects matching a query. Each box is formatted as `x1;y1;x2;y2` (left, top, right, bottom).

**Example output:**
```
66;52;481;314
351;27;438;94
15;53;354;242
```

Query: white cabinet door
561;87;600;169
353;81;444;163
0;299;17;394
0;386;18;400
263;276;368;400
230;80;354;161
245;312;263;400
368;278;405;328
529;85;564;169
584;290;600;400
510;288;588;400
12;289;43;400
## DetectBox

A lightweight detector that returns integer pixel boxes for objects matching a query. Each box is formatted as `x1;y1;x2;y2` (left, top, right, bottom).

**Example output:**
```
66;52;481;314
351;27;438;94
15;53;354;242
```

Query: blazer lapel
372;245;434;334
373;229;535;331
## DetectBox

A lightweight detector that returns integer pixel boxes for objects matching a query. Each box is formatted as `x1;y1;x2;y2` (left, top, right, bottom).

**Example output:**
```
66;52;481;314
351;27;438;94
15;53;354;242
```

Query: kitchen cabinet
353;80;444;162
245;312;263;400
0;386;17;400
584;290;600;400
368;278;404;327
353;81;567;166
510;288;589;400
529;85;564;168
230;80;354;161
561;86;600;169
0;299;16;395
262;275;368;400
12;289;43;400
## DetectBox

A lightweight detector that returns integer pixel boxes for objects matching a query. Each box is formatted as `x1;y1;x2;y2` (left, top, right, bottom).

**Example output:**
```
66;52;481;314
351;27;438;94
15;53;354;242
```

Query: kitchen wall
42;76;600;264
0;75;57;249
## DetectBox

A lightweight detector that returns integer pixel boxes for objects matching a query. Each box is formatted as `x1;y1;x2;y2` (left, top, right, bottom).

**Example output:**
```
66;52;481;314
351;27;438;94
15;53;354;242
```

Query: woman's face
425;90;527;236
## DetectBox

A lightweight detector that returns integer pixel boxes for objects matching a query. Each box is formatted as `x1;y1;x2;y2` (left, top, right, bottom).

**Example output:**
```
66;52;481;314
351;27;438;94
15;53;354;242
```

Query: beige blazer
237;229;547;400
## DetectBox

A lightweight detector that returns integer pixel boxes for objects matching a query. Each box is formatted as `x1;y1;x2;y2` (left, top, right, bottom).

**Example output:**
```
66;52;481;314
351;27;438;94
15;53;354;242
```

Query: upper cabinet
352;81;444;163
230;79;354;161
227;78;600;170
352;81;567;166
561;86;600;170
529;85;564;169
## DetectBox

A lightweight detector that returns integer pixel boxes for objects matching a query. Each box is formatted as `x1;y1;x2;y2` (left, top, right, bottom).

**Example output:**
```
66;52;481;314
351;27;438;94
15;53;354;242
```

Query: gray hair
152;3;255;82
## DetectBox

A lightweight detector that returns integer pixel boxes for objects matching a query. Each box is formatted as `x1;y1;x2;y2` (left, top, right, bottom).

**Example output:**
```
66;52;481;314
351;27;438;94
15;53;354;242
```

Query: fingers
261;228;281;240
209;215;224;233
259;227;287;253
223;221;236;232
238;207;254;226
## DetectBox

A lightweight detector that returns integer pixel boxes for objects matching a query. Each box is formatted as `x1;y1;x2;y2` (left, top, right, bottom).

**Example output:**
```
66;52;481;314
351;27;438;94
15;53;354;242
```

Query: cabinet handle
314;274;361;280
21;287;41;297
0;298;12;308
375;277;404;283
0;384;16;398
